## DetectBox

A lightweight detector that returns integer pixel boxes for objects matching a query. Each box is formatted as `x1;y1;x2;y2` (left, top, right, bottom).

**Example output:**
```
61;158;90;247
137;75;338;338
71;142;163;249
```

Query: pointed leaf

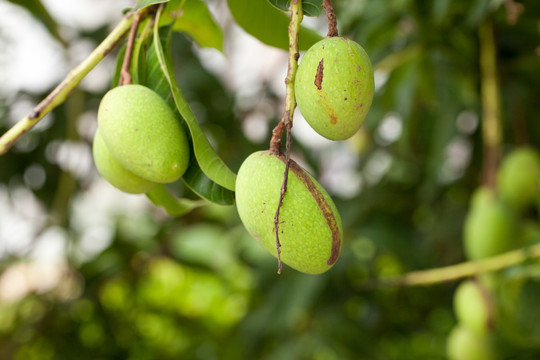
144;26;175;106
227;0;323;51
152;10;237;191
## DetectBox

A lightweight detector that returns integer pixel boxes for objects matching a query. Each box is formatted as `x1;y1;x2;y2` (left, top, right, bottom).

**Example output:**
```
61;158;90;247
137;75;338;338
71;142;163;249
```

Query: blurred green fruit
93;129;156;194
454;280;492;335
463;187;518;260
446;325;497;360
295;37;374;140
97;84;189;184
235;151;342;274
497;147;540;212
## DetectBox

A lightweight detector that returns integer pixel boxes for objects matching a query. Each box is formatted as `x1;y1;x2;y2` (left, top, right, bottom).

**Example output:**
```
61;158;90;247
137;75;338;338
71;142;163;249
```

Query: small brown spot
329;114;337;124
344;97;348;101
314;59;324;90
28;110;40;119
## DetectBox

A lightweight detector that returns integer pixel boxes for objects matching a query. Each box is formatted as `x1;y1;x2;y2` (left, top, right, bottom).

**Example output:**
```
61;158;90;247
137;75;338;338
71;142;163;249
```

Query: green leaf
227;0;323;51
130;19;154;85
111;44;127;88
267;0;323;17
152;11;237;191
183;156;235;205
146;184;206;216
145;27;175;106
8;0;65;45
134;0;170;11
160;0;224;51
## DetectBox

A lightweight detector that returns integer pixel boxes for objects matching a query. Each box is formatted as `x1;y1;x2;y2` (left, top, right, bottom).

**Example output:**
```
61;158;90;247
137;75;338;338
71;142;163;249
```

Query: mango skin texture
295;37;374;140
97;84;189;184
235;151;342;274
93;129;156;194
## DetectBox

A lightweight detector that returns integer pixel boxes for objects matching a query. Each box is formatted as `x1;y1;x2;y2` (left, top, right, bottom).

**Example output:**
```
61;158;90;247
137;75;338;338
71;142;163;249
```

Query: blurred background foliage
0;0;540;359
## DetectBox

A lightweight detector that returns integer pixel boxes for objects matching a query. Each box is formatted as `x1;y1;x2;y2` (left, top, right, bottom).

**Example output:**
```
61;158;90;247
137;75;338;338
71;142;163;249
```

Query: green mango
92;129;156;194
454;280;492;335
497;147;540;212
446;325;497;360
295;37;374;140
463;187;518;260
97;84;189;184
235;151;342;274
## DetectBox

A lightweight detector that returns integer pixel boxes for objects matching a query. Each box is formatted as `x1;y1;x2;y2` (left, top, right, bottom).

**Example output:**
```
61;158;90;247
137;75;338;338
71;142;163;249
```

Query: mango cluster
446;147;540;359
93;84;189;193
235;37;375;274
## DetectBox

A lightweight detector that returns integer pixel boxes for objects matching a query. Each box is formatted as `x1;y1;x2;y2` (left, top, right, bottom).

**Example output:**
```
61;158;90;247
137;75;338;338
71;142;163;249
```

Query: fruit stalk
268;0;303;274
362;242;540;288
0;11;142;156
322;0;338;37
119;10;144;86
479;17;501;190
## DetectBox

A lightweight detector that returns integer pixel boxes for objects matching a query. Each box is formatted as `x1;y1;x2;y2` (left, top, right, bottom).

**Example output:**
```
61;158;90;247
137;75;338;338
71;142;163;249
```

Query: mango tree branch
0;12;139;156
361;242;540;289
479;18;501;189
269;0;303;274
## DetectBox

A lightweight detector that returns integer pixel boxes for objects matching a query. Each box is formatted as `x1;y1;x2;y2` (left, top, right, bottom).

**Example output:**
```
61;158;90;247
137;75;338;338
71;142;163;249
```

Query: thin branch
270;0;303;274
479;18;501;190
119;11;143;86
360;243;540;289
322;0;338;37
0;12;142;156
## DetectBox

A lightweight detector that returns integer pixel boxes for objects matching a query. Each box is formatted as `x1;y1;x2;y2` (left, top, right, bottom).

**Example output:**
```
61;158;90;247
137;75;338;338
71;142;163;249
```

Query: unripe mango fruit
235;151;342;274
497;147;540;212
446;325;497;360
454;280;492;335
463;187;518;260
97;84;189;184
93;129;156;194
295;37;374;140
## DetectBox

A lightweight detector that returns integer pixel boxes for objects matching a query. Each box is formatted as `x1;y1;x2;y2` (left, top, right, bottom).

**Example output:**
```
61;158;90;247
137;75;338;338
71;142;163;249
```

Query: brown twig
322;0;338;37
119;11;143;86
273;119;293;274
269;0;303;274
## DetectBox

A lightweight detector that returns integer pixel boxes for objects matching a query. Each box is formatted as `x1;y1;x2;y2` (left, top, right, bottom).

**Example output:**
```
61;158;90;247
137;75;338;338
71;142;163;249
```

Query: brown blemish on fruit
275;154;341;265
317;92;338;126
314;58;324;90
